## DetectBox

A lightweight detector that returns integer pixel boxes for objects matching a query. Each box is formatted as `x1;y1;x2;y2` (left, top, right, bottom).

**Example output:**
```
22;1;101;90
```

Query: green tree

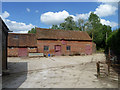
28;27;37;33
88;12;112;50
59;23;66;30
88;12;101;29
101;25;112;46
51;16;77;30
51;25;59;29
77;18;85;31
84;21;92;31
107;29;120;55
50;14;112;50
64;16;77;30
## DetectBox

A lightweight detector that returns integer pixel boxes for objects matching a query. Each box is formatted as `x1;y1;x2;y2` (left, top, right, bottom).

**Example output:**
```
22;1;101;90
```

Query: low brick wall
7;47;19;57
8;47;37;57
28;48;37;53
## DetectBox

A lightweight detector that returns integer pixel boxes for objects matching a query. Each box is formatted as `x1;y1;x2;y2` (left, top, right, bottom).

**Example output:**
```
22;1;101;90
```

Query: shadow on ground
2;61;28;88
105;52;120;88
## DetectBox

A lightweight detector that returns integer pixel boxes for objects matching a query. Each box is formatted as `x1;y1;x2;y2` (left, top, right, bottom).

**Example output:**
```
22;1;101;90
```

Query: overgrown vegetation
107;29;120;55
28;12;119;54
50;12;112;50
28;27;37;34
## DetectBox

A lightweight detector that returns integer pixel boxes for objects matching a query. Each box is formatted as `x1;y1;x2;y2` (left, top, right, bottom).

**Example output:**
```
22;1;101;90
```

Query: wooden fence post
108;63;110;76
97;61;100;77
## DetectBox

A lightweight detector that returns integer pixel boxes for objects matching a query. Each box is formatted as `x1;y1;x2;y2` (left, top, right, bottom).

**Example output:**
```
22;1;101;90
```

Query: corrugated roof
36;28;92;41
8;33;37;47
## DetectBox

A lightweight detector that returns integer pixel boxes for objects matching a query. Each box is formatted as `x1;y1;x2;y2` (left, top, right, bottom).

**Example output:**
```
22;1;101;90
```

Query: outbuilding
0;17;11;71
8;28;95;57
8;33;37;57
36;28;93;56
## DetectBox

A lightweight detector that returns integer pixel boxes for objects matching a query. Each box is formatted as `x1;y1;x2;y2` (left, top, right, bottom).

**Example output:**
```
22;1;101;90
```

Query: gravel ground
2;53;118;88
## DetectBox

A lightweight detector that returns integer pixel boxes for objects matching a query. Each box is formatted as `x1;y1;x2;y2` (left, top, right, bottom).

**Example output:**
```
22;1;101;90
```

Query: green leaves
77;18;85;31
50;13;113;50
28;27;37;34
88;12;112;50
89;12;100;26
61;16;77;30
51;16;78;30
107;29;120;54
51;25;59;30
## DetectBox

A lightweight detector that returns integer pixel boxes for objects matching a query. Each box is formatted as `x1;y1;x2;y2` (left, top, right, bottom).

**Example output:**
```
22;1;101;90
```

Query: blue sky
1;2;119;33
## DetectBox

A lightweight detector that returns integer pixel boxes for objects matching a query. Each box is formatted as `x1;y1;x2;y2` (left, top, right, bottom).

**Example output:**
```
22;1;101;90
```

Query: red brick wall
7;47;19;57
92;42;96;53
8;47;37;57
8;40;93;56
37;40;93;56
28;48;37;53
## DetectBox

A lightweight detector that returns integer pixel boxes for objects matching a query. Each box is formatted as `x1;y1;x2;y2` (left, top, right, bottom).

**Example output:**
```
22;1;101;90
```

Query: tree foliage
87;12;112;50
107;29;120;54
60;16;77;30
77;18;85;31
51;25;59;30
50;12;113;50
28;27;37;34
26;12;119;53
26;12;119;54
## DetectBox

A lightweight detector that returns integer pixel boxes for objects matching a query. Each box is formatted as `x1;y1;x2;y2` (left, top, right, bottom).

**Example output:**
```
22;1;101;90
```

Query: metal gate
18;48;28;57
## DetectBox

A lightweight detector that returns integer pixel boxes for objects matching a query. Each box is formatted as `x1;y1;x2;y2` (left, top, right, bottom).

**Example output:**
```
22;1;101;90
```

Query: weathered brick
37;40;93;56
7;47;18;57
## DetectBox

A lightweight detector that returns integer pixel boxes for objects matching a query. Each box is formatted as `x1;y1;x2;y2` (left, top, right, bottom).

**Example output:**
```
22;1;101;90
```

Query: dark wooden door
18;48;28;57
85;45;92;55
55;45;61;56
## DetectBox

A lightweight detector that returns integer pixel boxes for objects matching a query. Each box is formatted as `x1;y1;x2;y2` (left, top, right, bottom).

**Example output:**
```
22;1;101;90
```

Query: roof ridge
36;28;87;32
8;33;35;35
36;28;92;41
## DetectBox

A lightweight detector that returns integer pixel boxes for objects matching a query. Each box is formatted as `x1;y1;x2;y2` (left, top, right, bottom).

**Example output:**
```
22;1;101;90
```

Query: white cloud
97;0;119;9
78;2;118;18
75;12;91;20
94;4;117;17
40;10;118;28
98;0;119;3
41;10;91;25
1;11;10;19
13;30;29;33
41;10;69;25
1;11;35;33
5;19;35;32
40;1;118;26
35;10;39;13
100;19;118;28
26;8;30;12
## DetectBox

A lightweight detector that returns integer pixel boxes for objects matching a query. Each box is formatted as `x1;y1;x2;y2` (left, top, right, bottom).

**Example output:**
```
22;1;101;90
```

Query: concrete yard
3;53;118;88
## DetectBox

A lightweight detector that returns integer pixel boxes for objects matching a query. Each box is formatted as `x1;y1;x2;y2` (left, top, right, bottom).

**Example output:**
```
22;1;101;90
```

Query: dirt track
3;53;118;88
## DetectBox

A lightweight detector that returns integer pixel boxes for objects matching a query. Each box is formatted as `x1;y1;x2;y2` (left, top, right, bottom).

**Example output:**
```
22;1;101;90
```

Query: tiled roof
36;28;92;41
8;33;37;47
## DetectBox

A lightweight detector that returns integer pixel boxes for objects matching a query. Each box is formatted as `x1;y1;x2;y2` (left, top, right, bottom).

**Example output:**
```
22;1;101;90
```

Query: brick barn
8;33;37;57
36;28;93;56
8;28;94;57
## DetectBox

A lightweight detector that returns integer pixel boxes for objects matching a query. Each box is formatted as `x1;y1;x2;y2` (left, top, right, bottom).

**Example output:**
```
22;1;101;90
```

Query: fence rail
96;55;120;78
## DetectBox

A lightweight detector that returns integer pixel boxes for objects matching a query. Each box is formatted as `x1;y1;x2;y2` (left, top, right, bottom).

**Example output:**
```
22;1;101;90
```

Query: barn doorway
18;48;28;57
54;45;61;56
85;45;92;55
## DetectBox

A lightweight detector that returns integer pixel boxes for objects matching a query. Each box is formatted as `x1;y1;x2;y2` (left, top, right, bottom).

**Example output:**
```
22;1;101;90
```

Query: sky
0;1;119;33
